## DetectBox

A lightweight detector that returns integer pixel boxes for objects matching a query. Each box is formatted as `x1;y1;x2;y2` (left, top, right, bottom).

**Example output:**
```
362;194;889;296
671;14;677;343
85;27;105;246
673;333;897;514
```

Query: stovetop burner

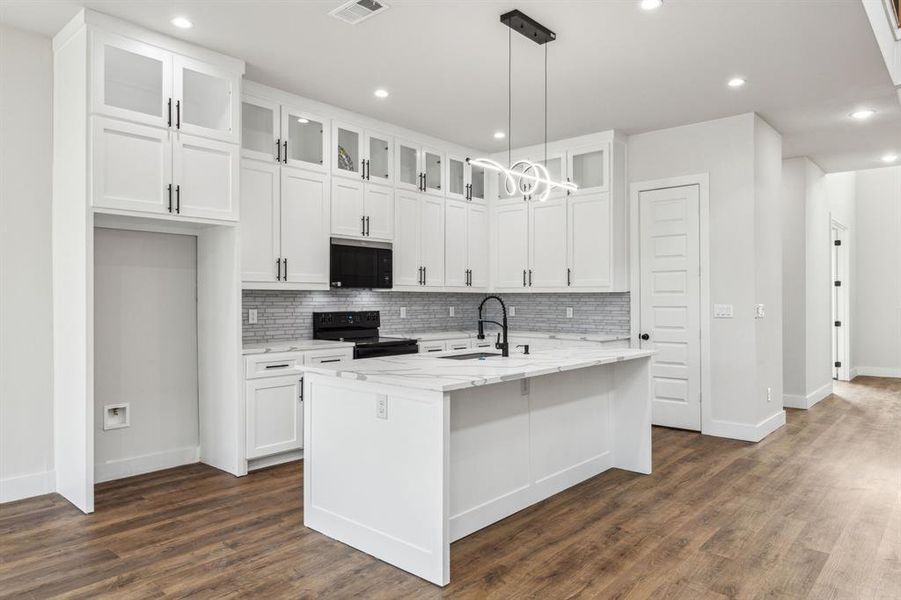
313;311;419;359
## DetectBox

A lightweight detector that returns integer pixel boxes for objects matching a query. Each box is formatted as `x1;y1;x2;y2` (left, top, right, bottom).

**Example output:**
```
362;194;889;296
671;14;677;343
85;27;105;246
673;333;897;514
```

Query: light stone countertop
383;330;631;344
301;346;654;393
242;339;355;355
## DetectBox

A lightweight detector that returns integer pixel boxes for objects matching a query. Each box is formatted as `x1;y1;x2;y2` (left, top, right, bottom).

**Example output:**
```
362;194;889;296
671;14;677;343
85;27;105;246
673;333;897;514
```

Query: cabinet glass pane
571;149;604;189
498;163;529;199
448;158;464;196
424;152;441;191
368;136;390;180
182;68;230;131
289;114;324;165
471;165;485;199
399;145;418;186
242;102;274;155
336;128;360;174
104;45;163;118
538;156;563;182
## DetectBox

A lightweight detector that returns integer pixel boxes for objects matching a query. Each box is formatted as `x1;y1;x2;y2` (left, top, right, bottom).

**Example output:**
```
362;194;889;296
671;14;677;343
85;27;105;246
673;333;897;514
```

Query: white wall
93;228;200;482
629;113;785;441
0;25;55;502
781;158;808;403
853;166;901;375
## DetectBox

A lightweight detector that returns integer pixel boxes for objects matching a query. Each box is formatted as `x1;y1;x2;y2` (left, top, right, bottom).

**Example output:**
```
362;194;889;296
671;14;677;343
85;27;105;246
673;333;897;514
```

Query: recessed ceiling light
727;77;746;88
882;153;898;163
493;131;506;139
171;17;193;29
297;117;310;124
374;89;389;99
851;109;876;120
640;0;663;10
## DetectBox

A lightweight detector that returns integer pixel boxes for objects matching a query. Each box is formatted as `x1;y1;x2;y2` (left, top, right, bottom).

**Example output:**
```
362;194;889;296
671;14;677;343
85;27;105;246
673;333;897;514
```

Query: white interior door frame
830;216;851;381
629;174;711;433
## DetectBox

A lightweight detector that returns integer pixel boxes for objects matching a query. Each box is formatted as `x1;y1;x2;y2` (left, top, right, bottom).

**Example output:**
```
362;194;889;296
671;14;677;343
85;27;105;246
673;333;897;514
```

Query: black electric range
313;311;419;359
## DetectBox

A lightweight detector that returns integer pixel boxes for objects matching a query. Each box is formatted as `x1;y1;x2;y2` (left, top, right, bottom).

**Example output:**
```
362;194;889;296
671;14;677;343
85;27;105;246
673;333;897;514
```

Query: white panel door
91;30;173;129
173;133;239;221
331;177;365;238
529;198;568;288
568;192;612;288
444;200;468;288
173;55;239;143
493;202;528;290
364;184;394;241
240;159;280;283
420;196;445;287
245;376;303;459
91;117;172;214
394;191;421;286
639;185;701;430
468;204;489;289
281;167;329;285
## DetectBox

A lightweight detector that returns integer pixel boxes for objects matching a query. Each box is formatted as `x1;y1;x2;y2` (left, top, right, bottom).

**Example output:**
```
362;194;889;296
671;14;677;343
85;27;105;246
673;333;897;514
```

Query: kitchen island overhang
301;347;655;586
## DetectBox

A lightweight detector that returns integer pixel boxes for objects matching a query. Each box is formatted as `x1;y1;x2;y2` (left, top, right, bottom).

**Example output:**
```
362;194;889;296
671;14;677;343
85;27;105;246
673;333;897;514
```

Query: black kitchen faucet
476;295;509;357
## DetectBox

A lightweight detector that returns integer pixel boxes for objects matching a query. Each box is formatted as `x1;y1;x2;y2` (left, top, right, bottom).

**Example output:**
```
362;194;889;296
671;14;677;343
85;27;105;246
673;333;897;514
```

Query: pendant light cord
544;43;548;165
508;26;512;167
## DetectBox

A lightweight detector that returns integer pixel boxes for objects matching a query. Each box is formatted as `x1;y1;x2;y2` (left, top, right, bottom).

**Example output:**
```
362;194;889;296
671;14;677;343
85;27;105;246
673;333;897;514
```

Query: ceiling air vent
329;0;389;25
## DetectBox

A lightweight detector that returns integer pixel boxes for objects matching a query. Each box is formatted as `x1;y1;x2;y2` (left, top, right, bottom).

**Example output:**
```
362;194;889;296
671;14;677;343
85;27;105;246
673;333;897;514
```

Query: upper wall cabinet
333;122;393;185
91;30;240;144
394;139;443;196
241;96;328;172
567;143;609;194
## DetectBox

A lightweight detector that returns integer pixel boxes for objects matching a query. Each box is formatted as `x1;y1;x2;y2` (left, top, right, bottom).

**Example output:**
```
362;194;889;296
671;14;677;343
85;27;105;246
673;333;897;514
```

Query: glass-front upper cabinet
395;139;421;192
92;31;173;128
365;131;393;185
447;156;467;200
283;107;327;171
332;122;363;179
423;147;443;195
241;97;279;161
567;143;608;194
537;152;566;197
497;160;530;200
174;56;239;143
470;163;486;202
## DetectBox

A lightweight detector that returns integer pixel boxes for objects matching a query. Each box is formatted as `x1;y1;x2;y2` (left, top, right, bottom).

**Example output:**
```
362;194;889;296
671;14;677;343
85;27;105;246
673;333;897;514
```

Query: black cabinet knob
640;333;650;341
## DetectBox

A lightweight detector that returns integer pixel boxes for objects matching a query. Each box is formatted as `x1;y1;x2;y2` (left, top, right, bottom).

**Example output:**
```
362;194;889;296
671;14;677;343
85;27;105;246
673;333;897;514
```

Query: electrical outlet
566;307;573;318
755;304;766;319
509;307;516;317
714;304;734;318
766;387;772;403
376;395;388;419
449;307;455;317
400;307;407;319
248;309;258;324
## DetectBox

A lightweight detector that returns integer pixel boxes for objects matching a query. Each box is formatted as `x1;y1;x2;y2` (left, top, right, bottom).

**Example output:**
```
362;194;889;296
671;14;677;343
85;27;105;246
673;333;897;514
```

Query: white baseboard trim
704;410;786;443
783;382;833;410
95;445;200;483
853;366;901;379
0;469;56;503
247;449;303;472
850;367;859;380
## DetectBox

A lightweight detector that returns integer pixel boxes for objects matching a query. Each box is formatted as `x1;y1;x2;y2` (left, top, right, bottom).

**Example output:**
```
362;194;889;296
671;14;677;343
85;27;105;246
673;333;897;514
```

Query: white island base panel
303;356;651;586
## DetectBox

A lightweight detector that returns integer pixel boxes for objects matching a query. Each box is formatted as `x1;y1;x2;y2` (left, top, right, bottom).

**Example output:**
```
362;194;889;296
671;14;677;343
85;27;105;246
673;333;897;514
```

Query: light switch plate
248;309;258;324
714;304;734;318
509;307;516;317
566;307;573;318
755;304;766;319
449;307;455;317
400;307;407;319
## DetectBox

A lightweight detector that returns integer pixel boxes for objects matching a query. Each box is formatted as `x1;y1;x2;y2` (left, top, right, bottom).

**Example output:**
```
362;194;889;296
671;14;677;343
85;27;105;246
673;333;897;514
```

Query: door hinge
834;361;842;368
834;320;842;327
834;239;842;246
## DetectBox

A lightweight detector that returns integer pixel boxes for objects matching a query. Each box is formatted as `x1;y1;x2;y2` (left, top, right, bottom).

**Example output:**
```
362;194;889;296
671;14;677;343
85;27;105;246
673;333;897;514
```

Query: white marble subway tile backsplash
242;290;629;344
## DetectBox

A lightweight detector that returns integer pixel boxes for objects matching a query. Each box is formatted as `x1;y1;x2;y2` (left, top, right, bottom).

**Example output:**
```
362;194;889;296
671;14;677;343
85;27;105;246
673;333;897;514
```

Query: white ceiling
2;0;899;173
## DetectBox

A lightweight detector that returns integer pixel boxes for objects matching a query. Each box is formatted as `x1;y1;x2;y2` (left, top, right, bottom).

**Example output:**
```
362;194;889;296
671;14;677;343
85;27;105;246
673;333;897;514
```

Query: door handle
167;183;172;212
523;269;527;287
283;258;287;281
419;266;424;285
175;184;180;214
361;215;366;236
176;100;181;129
528;269;532;287
423;266;427;286
365;216;370;236
283;141;287;164
168;98;172;127
276;258;281;281
640;333;650;341
276;139;281;162
567;268;571;286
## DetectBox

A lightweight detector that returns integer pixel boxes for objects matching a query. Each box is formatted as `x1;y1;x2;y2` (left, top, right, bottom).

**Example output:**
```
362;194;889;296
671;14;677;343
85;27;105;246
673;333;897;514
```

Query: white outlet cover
566;307;573;318
248;308;258;324
510;307;516;316
400;307;407;318
713;304;734;318
449;307;455;317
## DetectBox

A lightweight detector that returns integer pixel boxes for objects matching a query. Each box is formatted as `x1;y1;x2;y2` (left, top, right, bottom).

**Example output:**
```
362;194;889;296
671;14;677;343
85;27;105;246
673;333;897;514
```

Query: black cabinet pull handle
276;139;281;162
276;258;281;281
283;141;287;164
523;270;527;287
176;100;181;129
423;266;426;286
365;216;370;236
319;358;341;363
528;269;532;286
265;363;290;369
283;258;287;280
167;183;172;212
567;268;571;286
175;184;180;214
418;266;423;285
361;216;366;236
167;98;172;127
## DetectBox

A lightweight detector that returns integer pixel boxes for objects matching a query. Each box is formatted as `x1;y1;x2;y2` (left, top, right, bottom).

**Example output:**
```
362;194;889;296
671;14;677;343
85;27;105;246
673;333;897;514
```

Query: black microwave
330;240;393;289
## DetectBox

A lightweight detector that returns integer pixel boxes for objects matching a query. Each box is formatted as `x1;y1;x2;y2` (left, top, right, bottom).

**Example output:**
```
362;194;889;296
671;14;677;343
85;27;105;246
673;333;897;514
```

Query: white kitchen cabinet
242;96;280;162
332;121;364;179
245;375;303;459
305;348;354;364
280;167;329;284
447;155;467;201
365;131;393;186
567;143;609;194
333;122;393;186
567;192;612;288
240;159;280;282
330;177;393;241
493;201;529;290
419;341;446;353
281;106;327;172
469;162;486;202
445;199;487;290
393;191;445;288
91;117;172;214
446;339;471;351
394;139;443;196
173;54;239;143
528;197;568;288
173;134;239;221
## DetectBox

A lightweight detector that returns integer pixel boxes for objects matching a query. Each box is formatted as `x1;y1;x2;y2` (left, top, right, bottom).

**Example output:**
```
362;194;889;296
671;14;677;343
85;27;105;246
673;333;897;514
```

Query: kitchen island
301;346;654;586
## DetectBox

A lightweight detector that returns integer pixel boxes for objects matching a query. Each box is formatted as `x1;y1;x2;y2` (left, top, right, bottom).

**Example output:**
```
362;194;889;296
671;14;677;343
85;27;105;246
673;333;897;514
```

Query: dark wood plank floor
2;377;900;599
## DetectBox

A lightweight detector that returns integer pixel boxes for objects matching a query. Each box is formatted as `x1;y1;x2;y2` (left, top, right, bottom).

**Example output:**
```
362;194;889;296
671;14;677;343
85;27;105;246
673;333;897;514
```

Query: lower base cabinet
245;375;303;460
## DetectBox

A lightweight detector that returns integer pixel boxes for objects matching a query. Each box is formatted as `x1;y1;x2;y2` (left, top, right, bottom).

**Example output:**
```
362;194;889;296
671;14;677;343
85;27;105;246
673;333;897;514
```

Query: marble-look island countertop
382;330;631;343
242;339;355;355
302;346;654;393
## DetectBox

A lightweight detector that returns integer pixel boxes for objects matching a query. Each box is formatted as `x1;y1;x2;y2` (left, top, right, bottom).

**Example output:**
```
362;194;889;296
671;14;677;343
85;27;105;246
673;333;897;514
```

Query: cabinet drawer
446;339;471;351
245;352;305;379
306;348;354;365
420;341;446;353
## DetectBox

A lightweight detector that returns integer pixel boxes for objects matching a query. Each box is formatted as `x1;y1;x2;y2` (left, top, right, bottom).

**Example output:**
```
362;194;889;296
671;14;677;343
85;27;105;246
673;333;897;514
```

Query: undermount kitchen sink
438;352;502;360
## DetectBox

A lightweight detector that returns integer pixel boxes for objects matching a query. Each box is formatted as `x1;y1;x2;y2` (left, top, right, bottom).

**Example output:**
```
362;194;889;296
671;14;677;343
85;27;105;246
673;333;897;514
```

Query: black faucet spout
476;295;509;357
